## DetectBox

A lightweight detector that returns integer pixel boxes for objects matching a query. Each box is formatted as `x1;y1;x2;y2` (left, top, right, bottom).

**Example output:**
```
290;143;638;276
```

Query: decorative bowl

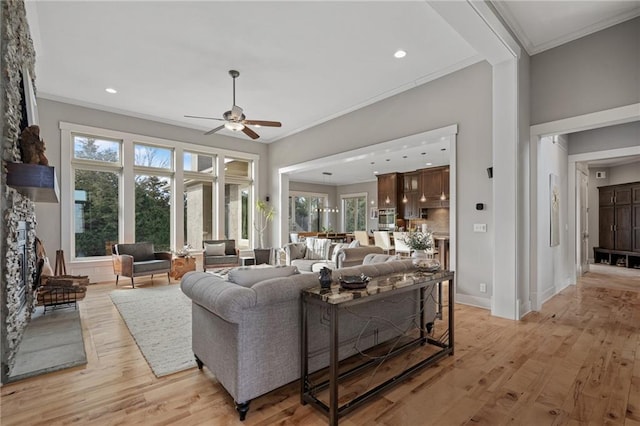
339;274;370;290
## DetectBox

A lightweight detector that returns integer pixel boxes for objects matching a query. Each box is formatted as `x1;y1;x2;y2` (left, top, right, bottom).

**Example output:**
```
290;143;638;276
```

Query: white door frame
530;103;640;310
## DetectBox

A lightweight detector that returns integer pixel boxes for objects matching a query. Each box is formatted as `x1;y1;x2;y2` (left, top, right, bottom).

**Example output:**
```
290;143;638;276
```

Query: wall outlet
479;283;487;293
473;223;487;232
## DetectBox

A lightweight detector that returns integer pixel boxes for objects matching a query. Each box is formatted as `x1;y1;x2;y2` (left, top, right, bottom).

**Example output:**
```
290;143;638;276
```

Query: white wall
537;135;570;304
608;161;640;185
269;62;493;305
530;17;639;125
568;121;640;155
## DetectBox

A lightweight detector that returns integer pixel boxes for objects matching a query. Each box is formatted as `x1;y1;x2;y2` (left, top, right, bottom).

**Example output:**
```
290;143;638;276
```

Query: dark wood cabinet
377;166;451;220
402;172;420;219
419;166;449;209
377;173;401;209
598;182;638;253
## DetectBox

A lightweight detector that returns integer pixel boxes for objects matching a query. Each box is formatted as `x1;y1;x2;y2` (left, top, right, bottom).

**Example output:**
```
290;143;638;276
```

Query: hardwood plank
1;270;639;425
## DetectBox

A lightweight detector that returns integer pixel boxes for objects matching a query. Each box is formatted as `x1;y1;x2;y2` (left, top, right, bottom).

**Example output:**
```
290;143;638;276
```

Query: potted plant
402;230;440;271
254;199;275;249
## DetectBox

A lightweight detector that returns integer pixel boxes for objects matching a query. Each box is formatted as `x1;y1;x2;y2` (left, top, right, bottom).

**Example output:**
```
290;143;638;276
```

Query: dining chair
393;232;411;257
373;231;394;254
354;231;371;246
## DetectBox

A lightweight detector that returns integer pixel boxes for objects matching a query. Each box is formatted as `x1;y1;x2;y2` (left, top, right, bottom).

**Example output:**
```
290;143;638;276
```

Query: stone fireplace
1;0;40;384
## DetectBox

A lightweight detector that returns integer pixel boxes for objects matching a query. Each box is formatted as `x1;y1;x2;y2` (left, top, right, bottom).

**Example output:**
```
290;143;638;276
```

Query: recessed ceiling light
394;50;407;59
374;171;379;174
105;87;117;94
421;152;426;155
426;162;433;166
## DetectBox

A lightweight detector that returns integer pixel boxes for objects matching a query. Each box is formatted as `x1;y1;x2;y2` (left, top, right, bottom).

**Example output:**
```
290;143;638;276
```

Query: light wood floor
1;269;639;425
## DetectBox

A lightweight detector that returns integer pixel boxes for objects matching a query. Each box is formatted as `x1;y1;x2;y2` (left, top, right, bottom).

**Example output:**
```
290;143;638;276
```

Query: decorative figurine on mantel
318;266;332;289
19;125;48;165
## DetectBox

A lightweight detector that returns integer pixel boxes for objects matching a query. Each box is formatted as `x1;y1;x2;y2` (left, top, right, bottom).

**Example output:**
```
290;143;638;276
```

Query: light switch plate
473;223;487;232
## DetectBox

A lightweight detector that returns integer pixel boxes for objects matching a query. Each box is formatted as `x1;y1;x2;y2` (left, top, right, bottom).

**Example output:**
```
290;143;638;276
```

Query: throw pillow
288;243;306;261
305;238;331;260
348;239;360;248
204;242;226;256
228;265;299;288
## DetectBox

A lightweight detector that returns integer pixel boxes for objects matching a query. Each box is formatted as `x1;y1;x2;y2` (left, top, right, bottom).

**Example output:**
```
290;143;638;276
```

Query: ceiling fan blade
242;126;260;140
243;120;282;127
205;124;226;135
185;115;225;121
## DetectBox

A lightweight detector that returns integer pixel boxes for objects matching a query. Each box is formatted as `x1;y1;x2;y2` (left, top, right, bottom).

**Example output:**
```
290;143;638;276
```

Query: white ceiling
493;0;640;55
26;1;639;185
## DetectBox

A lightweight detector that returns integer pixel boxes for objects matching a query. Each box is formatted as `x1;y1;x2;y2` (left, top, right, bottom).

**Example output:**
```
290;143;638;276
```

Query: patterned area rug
110;285;196;377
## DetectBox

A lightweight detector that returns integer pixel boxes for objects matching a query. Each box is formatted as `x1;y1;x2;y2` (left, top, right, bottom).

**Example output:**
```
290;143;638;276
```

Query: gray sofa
111;242;172;288
282;239;384;272
181;256;436;420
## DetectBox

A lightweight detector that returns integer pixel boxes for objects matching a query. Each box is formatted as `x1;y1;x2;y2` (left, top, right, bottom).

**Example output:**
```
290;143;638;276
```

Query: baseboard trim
456;293;491;310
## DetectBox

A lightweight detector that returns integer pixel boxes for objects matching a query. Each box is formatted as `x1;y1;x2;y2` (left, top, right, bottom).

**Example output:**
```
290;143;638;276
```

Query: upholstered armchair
112;242;172;288
202;239;239;271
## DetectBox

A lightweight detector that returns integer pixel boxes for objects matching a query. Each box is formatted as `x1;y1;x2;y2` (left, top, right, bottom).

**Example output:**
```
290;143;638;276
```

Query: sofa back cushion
203;239;236;256
204;242;226;256
304;238;331;260
228;265;299;288
116;243;155;262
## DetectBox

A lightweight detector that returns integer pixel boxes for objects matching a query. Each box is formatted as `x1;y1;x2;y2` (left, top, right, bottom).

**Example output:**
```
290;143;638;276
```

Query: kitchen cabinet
420;166;449;208
377;173;401;209
402;172;420;219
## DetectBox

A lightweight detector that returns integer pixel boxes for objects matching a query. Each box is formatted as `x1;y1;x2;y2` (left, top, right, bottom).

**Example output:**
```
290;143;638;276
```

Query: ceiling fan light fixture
224;122;245;132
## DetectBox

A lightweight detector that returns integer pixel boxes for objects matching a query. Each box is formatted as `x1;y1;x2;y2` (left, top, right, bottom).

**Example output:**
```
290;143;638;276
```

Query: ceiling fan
185;70;282;140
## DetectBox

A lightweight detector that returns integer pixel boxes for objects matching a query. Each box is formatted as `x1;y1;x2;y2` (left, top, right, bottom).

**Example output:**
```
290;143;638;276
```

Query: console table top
303;269;454;305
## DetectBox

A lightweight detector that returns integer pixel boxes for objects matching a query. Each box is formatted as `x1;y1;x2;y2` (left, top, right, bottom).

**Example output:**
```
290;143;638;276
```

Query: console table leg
329;304;339;425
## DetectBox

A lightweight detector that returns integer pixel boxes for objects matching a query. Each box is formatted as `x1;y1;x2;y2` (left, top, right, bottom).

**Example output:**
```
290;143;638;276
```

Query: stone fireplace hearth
1;0;40;384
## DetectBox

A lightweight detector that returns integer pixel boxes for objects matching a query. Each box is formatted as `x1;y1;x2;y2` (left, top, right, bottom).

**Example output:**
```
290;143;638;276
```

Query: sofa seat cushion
133;259;171;273
291;259;323;272
116;242;155;262
311;261;336;273
204;255;239;266
228;265;299;288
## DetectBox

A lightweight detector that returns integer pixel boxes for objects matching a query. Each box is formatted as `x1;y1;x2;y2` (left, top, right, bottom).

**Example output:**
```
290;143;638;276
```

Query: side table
171;256;196;280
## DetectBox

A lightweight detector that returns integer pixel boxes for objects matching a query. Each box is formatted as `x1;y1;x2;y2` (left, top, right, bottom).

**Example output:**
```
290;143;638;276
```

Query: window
71;135;122;258
183;151;216;250
133;144;174;252
62;123;259;262
224;158;252;245
289;193;327;232
342;194;367;232
135;174;171;251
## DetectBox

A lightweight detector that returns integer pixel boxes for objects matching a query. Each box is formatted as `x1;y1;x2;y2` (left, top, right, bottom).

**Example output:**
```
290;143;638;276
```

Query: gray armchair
112;242;172;288
203;239;239;271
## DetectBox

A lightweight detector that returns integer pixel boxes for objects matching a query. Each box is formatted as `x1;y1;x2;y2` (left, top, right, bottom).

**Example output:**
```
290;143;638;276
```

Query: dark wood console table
300;269;455;425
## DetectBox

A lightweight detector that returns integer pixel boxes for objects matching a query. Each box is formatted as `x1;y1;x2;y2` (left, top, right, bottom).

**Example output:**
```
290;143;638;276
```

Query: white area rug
110;285;196;377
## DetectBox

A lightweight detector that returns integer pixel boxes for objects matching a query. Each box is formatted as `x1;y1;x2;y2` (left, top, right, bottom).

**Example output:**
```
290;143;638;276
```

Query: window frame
60;122;259;265
340;192;368;232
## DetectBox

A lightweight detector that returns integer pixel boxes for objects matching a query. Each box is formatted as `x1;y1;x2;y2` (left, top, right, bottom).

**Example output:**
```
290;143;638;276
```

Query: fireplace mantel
6;162;59;203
